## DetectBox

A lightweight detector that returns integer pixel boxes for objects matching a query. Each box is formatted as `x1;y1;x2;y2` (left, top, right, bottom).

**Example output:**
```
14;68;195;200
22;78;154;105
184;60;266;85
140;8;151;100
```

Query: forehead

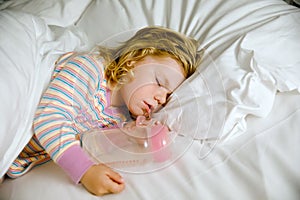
133;55;186;91
135;55;185;76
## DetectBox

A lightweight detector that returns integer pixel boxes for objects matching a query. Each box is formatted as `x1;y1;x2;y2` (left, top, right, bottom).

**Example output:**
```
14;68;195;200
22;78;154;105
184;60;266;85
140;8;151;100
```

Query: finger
107;180;125;194
106;168;124;184
105;170;125;193
101;174;125;194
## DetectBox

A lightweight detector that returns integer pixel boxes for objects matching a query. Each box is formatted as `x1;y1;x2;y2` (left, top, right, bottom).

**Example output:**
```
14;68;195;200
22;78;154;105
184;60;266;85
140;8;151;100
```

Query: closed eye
155;77;161;86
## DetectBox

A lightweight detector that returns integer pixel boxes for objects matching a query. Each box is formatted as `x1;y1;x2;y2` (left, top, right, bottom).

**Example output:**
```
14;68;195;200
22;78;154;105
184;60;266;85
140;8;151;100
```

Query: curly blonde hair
95;26;204;88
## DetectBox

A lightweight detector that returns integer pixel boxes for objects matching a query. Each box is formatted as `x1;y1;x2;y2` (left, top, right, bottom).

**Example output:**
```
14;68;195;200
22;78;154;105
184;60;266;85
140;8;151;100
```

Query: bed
0;0;300;199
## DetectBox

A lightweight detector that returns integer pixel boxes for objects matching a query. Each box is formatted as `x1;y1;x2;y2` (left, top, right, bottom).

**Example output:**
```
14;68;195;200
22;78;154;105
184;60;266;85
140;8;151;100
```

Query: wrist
56;145;95;183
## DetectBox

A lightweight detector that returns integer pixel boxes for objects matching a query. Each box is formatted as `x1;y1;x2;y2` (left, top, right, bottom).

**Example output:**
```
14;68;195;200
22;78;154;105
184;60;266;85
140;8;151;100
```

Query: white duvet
0;0;300;199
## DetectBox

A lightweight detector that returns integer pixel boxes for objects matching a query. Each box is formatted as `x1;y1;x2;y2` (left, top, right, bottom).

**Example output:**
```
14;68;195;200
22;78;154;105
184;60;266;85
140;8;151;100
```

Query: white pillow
0;0;91;27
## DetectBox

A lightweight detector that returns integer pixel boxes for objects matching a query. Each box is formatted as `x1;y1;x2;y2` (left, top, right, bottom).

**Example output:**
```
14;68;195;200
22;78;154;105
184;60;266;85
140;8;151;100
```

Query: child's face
120;55;185;118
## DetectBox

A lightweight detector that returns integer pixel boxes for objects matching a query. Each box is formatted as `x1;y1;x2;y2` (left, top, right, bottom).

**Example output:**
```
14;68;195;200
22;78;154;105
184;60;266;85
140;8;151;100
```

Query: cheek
128;85;154;104
135;84;156;97
126;85;156;114
123;82;155;102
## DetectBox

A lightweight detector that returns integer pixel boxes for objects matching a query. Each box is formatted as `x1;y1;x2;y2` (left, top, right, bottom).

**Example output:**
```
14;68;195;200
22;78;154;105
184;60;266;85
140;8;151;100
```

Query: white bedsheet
1;0;300;199
1;92;299;200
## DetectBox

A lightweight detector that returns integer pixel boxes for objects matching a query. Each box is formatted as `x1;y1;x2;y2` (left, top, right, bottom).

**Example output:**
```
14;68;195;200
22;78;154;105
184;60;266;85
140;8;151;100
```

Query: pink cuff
56;145;95;184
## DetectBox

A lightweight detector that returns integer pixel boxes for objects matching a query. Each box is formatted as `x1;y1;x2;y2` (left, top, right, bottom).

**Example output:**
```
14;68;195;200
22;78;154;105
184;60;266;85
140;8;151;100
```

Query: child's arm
34;54;124;195
34;54;97;183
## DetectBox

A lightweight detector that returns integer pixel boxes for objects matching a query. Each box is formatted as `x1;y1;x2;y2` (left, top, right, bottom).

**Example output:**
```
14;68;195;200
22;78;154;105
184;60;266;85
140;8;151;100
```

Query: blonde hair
95;26;204;87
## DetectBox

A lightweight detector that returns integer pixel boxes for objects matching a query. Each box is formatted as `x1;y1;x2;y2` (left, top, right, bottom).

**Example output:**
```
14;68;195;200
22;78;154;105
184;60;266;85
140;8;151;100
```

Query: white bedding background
0;0;300;199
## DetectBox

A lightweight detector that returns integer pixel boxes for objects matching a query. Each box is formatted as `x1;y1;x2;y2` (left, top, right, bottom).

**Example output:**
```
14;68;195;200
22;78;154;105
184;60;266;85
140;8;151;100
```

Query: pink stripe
44;93;72;105
73;57;98;79
37;123;74;141
53;74;91;103
63;67;89;84
50;83;74;99
35;118;68;135
48;138;76;157
55;75;76;89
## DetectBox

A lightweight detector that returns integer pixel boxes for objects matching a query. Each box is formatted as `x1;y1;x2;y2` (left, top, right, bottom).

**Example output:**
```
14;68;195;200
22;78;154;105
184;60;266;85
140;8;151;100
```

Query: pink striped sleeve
33;53;102;183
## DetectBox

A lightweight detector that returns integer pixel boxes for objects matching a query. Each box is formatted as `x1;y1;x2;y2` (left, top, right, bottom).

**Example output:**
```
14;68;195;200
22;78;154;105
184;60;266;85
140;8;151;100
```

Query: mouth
143;101;153;119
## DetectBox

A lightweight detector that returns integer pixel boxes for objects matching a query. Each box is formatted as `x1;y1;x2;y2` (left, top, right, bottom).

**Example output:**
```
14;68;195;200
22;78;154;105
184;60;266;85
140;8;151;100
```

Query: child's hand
80;164;125;196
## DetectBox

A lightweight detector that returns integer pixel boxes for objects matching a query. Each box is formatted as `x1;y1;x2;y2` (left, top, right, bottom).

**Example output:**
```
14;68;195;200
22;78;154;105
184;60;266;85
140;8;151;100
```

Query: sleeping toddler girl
6;26;204;196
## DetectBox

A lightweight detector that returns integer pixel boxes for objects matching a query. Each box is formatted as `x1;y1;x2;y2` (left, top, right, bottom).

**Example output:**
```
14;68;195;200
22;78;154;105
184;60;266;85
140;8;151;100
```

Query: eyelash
155;77;161;86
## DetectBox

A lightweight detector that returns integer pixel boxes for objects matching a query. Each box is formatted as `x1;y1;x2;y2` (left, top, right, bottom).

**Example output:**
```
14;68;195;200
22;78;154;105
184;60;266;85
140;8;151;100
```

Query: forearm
33;52;104;183
34;107;95;183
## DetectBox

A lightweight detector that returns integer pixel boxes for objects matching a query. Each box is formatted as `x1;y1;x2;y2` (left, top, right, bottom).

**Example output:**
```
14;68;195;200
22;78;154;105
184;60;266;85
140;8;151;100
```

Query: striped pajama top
33;52;125;183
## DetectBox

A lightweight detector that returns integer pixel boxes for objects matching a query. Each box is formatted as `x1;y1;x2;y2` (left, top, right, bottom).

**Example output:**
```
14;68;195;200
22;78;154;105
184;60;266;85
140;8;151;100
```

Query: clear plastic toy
81;30;227;173
81;115;193;173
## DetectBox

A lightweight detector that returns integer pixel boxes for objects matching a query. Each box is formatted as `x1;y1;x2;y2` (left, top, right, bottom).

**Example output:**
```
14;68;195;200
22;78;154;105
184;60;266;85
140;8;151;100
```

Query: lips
142;101;153;118
143;101;151;111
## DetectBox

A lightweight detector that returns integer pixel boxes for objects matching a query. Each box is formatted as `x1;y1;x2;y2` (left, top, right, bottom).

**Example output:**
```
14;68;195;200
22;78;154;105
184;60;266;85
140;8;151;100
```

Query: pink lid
150;124;171;162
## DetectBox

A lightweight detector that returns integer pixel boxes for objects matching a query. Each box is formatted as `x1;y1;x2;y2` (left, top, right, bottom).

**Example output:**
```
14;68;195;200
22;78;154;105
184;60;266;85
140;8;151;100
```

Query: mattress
0;0;300;199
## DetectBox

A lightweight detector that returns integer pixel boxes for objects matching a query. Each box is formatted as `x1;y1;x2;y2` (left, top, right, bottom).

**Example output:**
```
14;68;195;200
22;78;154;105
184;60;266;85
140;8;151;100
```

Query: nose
154;87;170;105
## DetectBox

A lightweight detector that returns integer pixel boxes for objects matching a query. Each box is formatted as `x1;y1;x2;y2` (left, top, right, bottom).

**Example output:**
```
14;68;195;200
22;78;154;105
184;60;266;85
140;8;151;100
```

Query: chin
128;106;142;118
128;111;138;120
